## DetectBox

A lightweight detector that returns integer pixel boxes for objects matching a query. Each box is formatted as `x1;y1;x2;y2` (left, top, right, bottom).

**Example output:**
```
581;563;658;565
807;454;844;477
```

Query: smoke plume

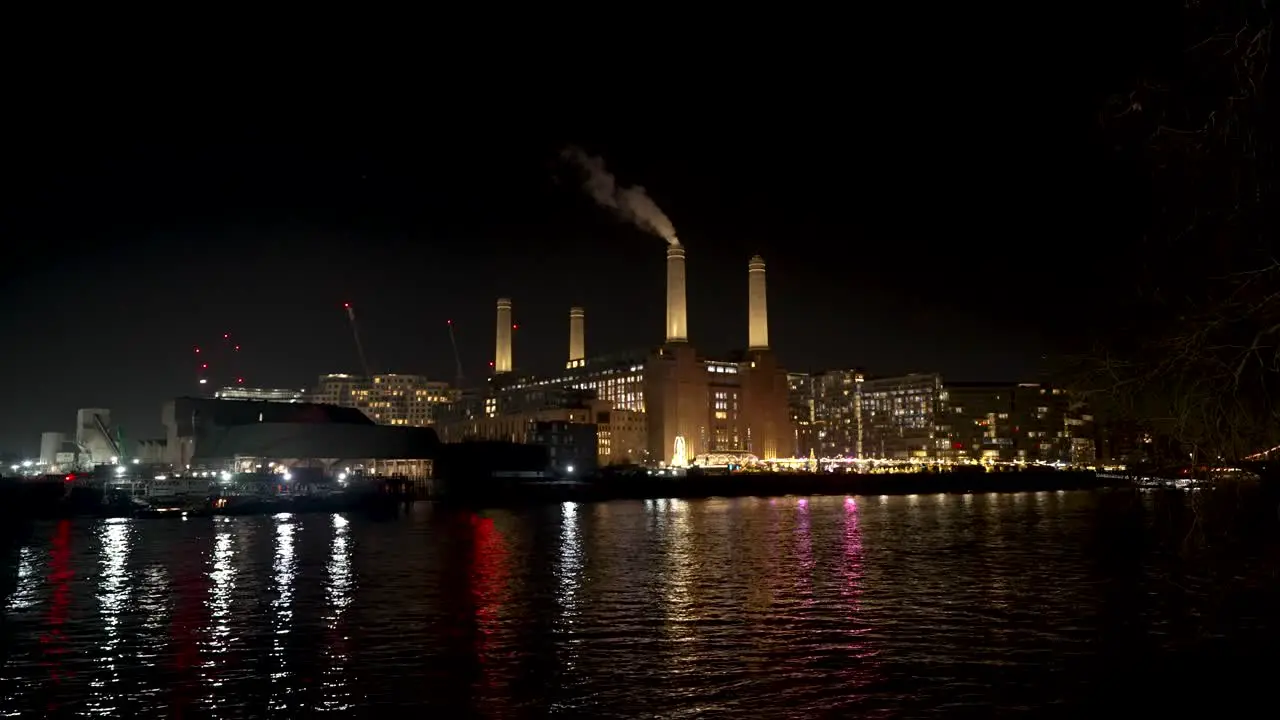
560;145;680;245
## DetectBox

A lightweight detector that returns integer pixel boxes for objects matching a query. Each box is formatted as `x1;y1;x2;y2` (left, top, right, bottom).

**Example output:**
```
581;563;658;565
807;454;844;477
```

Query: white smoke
560;145;680;246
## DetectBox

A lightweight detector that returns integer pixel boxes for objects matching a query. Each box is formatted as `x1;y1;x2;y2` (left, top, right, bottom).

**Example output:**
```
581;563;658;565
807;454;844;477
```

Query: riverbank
0;477;406;520
443;468;1113;506
1;469;1118;518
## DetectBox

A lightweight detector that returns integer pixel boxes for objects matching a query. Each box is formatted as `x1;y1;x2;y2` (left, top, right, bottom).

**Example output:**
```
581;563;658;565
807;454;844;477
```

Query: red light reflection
40;520;73;710
170;552;207;716
469;514;508;691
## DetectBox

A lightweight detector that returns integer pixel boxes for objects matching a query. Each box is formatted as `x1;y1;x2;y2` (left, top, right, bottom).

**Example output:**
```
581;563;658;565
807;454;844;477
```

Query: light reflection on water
269;514;296;712
660;498;694;651
320;514;353;712
87;518;131;716
2;493;1278;716
204;519;235;675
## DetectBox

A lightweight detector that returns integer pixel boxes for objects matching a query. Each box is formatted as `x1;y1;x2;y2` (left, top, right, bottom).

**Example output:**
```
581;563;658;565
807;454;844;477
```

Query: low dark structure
193;422;439;464
432;441;550;499
165;396;440;468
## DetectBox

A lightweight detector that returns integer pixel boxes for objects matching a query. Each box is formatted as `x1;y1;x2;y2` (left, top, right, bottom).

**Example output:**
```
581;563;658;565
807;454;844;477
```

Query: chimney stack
495;298;512;374
748;254;769;350
666;245;688;343
568;306;585;366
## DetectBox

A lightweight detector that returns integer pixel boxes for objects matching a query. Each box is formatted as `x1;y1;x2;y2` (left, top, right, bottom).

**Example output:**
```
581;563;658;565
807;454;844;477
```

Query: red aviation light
223;333;230;339
234;345;240;351
512;324;519;330
201;363;208;369
194;347;201;354
236;377;244;384
343;302;351;309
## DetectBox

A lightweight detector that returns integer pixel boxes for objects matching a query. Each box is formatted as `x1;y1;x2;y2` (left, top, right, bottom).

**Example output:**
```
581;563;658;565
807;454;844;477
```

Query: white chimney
568;306;585;366
495;298;512;374
748;255;768;350
666;245;688;343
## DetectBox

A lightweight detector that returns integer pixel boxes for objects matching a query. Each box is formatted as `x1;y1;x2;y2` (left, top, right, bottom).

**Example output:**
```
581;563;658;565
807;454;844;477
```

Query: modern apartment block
309;373;456;427
798;372;1096;464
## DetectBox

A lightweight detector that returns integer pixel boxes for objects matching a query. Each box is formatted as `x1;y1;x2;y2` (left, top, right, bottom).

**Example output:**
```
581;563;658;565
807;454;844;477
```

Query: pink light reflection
792;496;814;610
839;491;881;690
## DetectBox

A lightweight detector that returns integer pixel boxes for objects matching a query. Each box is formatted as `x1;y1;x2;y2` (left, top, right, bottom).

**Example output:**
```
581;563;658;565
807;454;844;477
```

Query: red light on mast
201;363;208;369
343;302;351;309
512;324;519;330
223;334;230;339
234;345;240;351
194;347;201;354
236;377;244;384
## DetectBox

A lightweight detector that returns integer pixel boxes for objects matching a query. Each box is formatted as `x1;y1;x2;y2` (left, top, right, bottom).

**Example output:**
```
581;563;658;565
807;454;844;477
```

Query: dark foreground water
3;491;1279;717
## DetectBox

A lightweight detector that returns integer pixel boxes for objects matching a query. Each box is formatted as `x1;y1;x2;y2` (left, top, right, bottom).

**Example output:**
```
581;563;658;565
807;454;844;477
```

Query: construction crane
446;319;464;388
343;302;372;377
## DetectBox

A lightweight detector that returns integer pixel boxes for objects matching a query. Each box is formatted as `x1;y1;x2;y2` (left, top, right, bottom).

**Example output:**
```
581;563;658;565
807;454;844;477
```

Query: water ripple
2;492;1278;715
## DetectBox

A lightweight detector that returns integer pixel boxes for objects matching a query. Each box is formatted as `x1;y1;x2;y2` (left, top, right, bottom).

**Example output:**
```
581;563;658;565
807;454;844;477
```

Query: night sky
1;16;1157;453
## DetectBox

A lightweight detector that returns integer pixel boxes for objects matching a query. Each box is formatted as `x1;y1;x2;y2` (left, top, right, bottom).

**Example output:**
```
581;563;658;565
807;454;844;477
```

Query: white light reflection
320;513;354;712
661;499;694;648
270;515;297;712
6;545;40;611
203;516;236;701
88;518;132;715
558;502;582;617
137;565;169;668
556;502;583;674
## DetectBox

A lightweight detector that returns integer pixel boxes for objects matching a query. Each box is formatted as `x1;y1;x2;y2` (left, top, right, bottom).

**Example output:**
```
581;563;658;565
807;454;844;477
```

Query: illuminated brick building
440;248;793;467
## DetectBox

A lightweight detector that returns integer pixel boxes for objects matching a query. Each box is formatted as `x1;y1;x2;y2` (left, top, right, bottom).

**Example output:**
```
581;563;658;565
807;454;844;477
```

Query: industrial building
437;246;792;467
437;387;645;469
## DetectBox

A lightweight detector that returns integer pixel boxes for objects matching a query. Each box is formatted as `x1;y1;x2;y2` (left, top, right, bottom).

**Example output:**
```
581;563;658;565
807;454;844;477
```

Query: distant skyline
1;26;1155;452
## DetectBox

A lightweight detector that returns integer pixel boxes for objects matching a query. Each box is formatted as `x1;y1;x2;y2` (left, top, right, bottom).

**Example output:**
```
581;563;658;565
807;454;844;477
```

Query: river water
2;491;1278;717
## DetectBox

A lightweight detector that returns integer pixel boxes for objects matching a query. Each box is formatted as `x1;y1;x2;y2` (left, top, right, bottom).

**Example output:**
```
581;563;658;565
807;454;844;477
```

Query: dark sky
0;14;1159;453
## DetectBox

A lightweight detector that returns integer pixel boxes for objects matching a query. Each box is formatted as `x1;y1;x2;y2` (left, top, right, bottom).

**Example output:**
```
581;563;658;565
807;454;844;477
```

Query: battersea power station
436;245;791;468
